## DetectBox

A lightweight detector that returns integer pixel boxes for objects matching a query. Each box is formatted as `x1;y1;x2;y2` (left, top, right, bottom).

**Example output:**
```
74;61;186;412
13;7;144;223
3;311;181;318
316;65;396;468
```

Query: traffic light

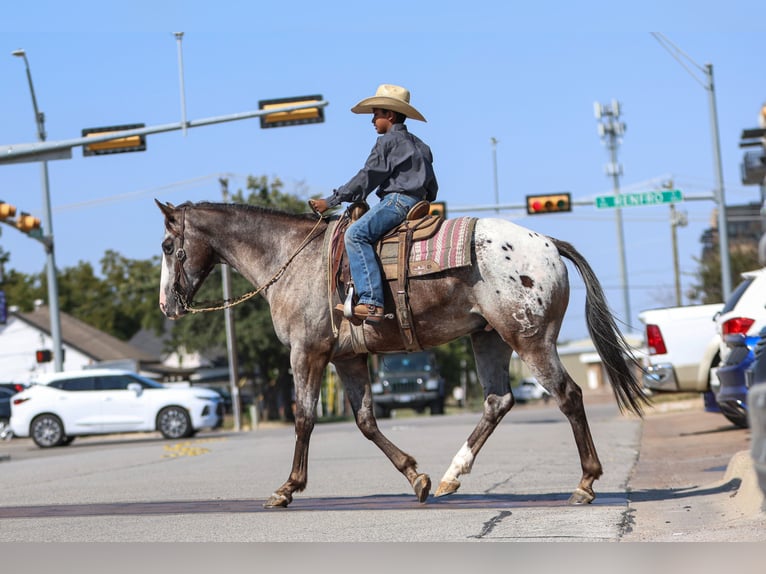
0;200;16;220
429;201;447;219
16;212;41;233
82;123;147;156
259;95;325;128
525;193;572;215
36;349;52;363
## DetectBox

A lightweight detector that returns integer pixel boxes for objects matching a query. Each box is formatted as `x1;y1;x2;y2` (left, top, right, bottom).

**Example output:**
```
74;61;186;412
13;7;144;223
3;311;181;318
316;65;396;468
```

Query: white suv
715;267;766;362
10;369;223;448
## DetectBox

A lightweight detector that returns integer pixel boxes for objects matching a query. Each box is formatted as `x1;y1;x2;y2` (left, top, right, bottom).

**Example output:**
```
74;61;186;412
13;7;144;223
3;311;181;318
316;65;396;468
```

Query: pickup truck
638;303;724;397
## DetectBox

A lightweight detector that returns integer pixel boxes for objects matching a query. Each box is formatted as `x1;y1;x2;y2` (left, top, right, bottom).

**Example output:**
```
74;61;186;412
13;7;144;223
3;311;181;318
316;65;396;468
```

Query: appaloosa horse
156;199;649;508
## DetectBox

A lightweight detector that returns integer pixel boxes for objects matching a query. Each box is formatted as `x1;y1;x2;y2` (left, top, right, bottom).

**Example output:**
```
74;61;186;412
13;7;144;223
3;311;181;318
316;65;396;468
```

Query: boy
309;84;438;325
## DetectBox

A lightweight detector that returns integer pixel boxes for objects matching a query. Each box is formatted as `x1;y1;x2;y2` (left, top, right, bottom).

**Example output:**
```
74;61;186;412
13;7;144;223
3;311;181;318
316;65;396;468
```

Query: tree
687;245;760;304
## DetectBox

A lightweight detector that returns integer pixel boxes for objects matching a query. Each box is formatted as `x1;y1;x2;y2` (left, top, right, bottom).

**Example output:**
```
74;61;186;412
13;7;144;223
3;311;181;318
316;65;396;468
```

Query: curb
724;450;766;515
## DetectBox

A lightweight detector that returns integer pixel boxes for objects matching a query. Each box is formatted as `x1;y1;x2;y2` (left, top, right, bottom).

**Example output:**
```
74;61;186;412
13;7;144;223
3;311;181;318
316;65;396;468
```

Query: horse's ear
155;199;176;218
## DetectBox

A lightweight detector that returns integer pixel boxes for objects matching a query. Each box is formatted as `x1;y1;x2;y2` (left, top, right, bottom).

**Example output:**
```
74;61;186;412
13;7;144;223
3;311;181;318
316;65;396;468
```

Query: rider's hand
309;198;329;214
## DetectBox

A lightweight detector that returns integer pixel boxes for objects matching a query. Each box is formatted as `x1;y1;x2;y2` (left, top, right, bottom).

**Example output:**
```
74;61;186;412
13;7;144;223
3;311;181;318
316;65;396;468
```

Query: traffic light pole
13;49;64;371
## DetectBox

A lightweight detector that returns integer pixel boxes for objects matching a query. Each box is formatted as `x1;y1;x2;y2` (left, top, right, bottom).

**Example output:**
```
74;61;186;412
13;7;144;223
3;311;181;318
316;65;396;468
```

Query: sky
1;2;765;343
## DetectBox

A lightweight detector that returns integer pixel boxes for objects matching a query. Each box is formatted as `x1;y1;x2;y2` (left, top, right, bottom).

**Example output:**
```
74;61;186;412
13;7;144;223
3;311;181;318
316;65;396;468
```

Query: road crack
468;510;512;539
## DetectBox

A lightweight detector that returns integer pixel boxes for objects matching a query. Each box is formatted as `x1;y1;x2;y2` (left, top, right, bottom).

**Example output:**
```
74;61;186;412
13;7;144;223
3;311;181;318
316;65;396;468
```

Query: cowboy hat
350;84;427;122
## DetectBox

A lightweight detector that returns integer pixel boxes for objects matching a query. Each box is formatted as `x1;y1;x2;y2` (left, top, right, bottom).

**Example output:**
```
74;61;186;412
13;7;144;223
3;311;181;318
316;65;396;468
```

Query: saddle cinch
327;200;469;352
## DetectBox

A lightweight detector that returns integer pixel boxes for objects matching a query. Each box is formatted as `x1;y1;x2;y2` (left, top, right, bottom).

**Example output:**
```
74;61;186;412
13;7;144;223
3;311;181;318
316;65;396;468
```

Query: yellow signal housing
0;201;17;220
429;201;447;219
16;212;41;232
259;95;324;128
82;124;147;156
525;193;572;215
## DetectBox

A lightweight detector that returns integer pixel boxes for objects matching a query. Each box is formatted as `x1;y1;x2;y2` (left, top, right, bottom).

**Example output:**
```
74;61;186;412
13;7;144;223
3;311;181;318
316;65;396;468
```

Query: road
0;395;763;543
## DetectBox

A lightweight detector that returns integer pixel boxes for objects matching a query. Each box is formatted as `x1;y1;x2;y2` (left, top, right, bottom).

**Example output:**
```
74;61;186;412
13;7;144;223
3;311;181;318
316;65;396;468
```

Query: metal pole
608;133;631;326
706;63;732;301
175;32;188;136
670;204;682;306
220;178;242;431
491;137;499;214
13;49;64;372
596;100;630;328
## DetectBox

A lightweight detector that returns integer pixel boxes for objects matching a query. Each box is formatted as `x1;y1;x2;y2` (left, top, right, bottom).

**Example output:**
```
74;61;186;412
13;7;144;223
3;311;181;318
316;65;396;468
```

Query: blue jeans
344;192;420;308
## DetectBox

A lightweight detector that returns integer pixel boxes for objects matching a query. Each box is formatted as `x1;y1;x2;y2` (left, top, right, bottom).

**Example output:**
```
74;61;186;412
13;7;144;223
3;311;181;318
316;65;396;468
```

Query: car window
721;277;755;314
51;377;97;391
97;375;137;391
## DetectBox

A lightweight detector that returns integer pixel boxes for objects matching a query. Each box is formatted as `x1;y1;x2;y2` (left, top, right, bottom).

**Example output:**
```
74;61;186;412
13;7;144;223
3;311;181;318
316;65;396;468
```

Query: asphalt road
0;394;763;543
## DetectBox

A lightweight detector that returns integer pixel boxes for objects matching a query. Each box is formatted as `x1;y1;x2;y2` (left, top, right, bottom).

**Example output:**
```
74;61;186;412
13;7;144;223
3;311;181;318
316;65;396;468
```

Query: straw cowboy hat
350;84;427;122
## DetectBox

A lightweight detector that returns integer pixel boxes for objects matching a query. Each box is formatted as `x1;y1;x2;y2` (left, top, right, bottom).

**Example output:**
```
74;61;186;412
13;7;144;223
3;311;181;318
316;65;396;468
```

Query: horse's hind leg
335;356;431;502
518;344;603;504
435;330;514;497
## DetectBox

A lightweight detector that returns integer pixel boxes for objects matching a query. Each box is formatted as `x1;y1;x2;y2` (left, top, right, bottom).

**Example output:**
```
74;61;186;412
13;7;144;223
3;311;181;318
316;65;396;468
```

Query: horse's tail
552;237;650;417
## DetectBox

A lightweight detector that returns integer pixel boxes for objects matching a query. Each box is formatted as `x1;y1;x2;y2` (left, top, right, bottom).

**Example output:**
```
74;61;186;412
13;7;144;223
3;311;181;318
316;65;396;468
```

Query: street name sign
595;189;683;209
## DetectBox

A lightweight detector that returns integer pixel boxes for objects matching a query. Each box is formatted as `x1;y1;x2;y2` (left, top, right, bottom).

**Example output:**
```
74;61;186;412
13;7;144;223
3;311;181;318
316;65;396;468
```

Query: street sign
595;189;683;209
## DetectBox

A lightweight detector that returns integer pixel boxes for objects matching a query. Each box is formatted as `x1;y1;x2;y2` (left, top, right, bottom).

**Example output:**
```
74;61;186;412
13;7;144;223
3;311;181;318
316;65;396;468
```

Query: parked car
715;331;758;428
512;378;550;403
711;267;766;428
371;351;446;418
714;267;766;364
10;369;224;448
1;386;16;439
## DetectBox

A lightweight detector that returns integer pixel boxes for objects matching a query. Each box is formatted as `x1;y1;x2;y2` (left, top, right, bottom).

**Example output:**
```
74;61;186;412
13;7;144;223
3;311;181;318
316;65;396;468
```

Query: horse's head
156;199;216;319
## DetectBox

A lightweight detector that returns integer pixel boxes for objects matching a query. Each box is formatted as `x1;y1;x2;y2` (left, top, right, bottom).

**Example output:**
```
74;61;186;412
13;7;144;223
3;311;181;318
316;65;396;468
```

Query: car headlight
371;382;383;394
425;378;440;391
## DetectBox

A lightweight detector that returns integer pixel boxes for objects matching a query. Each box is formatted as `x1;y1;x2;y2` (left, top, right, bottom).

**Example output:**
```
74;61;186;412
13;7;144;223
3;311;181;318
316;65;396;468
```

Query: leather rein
170;205;326;314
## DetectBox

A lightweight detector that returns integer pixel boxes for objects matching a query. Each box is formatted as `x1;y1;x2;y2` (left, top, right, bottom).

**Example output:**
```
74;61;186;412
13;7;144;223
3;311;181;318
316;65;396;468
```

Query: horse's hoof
434;479;461;497
568;487;595;505
263;493;291;508
413;473;431;503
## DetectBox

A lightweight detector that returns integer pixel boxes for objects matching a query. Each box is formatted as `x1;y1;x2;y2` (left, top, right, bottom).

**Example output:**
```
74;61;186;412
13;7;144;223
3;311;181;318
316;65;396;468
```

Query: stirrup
342;287;355;319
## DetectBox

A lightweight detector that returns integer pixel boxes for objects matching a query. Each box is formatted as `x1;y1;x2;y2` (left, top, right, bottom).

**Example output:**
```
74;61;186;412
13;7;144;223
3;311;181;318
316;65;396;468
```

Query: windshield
721;277;755;314
379;353;433;374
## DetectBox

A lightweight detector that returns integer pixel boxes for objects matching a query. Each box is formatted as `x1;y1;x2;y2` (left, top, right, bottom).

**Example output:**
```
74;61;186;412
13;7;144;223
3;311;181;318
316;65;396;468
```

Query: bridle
169;205;326;314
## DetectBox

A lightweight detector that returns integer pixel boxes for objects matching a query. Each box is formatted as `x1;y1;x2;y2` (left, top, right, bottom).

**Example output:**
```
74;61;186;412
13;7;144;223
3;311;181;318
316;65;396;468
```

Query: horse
156;199;649;508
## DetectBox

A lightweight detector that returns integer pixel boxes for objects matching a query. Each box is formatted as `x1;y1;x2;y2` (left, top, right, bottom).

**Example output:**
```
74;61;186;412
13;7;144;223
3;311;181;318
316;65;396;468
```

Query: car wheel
30;414;66;448
373;402;390;419
721;410;749;429
430;398;445;415
157;406;192;439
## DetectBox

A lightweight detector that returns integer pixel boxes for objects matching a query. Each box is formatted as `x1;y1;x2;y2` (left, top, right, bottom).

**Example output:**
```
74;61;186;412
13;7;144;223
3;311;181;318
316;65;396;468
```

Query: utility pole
594;99;631;328
220;178;242;431
12;49;64;372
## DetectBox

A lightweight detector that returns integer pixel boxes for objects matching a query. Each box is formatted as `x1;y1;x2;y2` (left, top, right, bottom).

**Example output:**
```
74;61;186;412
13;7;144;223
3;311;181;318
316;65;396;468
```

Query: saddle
328;200;443;351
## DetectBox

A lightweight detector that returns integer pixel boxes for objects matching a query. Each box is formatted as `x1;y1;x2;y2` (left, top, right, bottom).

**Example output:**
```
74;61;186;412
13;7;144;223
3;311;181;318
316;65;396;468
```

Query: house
0;303;192;383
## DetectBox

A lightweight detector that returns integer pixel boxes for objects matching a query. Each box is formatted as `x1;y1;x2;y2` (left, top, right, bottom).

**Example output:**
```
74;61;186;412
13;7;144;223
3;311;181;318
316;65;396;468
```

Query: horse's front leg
264;349;326;508
335;356;431;502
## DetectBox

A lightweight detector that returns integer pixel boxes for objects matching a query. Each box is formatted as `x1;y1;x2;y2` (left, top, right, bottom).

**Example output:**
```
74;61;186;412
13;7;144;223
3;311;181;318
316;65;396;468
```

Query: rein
172;206;326;314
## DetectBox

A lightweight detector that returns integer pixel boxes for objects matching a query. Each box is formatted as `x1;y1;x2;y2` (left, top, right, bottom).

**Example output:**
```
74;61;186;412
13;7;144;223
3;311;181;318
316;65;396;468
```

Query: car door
53;377;104;433
96;375;151;432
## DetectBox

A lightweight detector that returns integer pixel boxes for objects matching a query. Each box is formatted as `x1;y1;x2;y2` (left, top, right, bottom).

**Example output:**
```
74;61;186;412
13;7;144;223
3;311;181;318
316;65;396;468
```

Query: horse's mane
182;200;320;223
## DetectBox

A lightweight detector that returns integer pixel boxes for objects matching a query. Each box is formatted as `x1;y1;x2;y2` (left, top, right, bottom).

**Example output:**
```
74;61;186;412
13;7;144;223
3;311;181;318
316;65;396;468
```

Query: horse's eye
162;239;174;255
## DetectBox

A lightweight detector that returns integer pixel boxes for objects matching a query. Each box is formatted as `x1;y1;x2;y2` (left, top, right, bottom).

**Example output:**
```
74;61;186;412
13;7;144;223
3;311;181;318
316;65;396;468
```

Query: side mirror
127;382;143;396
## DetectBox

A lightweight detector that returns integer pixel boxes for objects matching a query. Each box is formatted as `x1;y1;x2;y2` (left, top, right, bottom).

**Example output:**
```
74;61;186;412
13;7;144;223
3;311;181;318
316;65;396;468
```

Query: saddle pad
380;216;477;277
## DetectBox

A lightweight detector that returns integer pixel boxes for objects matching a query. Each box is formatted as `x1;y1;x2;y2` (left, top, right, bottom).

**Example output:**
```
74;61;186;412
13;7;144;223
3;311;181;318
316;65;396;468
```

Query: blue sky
1;2;764;342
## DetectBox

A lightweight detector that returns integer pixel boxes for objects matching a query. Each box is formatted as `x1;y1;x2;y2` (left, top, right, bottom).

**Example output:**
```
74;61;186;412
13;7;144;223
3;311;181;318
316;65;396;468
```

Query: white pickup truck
638;303;724;395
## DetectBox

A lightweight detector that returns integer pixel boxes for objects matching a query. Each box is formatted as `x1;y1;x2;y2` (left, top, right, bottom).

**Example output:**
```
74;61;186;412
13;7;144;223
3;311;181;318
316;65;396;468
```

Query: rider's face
371;108;394;134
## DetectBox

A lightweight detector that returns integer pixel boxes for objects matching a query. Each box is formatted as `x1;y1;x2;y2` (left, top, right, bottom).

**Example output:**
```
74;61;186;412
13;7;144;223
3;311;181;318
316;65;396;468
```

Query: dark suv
371;351;446;418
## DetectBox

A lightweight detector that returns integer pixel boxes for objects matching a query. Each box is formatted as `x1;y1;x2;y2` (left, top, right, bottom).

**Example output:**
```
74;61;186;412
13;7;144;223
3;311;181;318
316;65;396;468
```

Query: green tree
687;246;760;304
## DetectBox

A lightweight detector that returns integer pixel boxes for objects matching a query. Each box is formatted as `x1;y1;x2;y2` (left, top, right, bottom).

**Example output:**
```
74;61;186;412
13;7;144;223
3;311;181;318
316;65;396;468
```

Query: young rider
309;84;438;325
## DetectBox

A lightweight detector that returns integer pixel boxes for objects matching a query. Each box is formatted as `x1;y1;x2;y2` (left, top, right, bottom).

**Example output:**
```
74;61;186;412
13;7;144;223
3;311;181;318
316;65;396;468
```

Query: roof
13;305;160;364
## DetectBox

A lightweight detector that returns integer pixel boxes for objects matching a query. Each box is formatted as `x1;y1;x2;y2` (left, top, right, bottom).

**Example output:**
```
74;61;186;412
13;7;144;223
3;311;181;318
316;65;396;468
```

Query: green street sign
595;189;683;209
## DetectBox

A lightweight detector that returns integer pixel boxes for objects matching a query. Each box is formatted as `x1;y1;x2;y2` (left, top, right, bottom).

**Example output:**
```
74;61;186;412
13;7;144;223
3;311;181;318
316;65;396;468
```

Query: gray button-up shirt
324;123;438;208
